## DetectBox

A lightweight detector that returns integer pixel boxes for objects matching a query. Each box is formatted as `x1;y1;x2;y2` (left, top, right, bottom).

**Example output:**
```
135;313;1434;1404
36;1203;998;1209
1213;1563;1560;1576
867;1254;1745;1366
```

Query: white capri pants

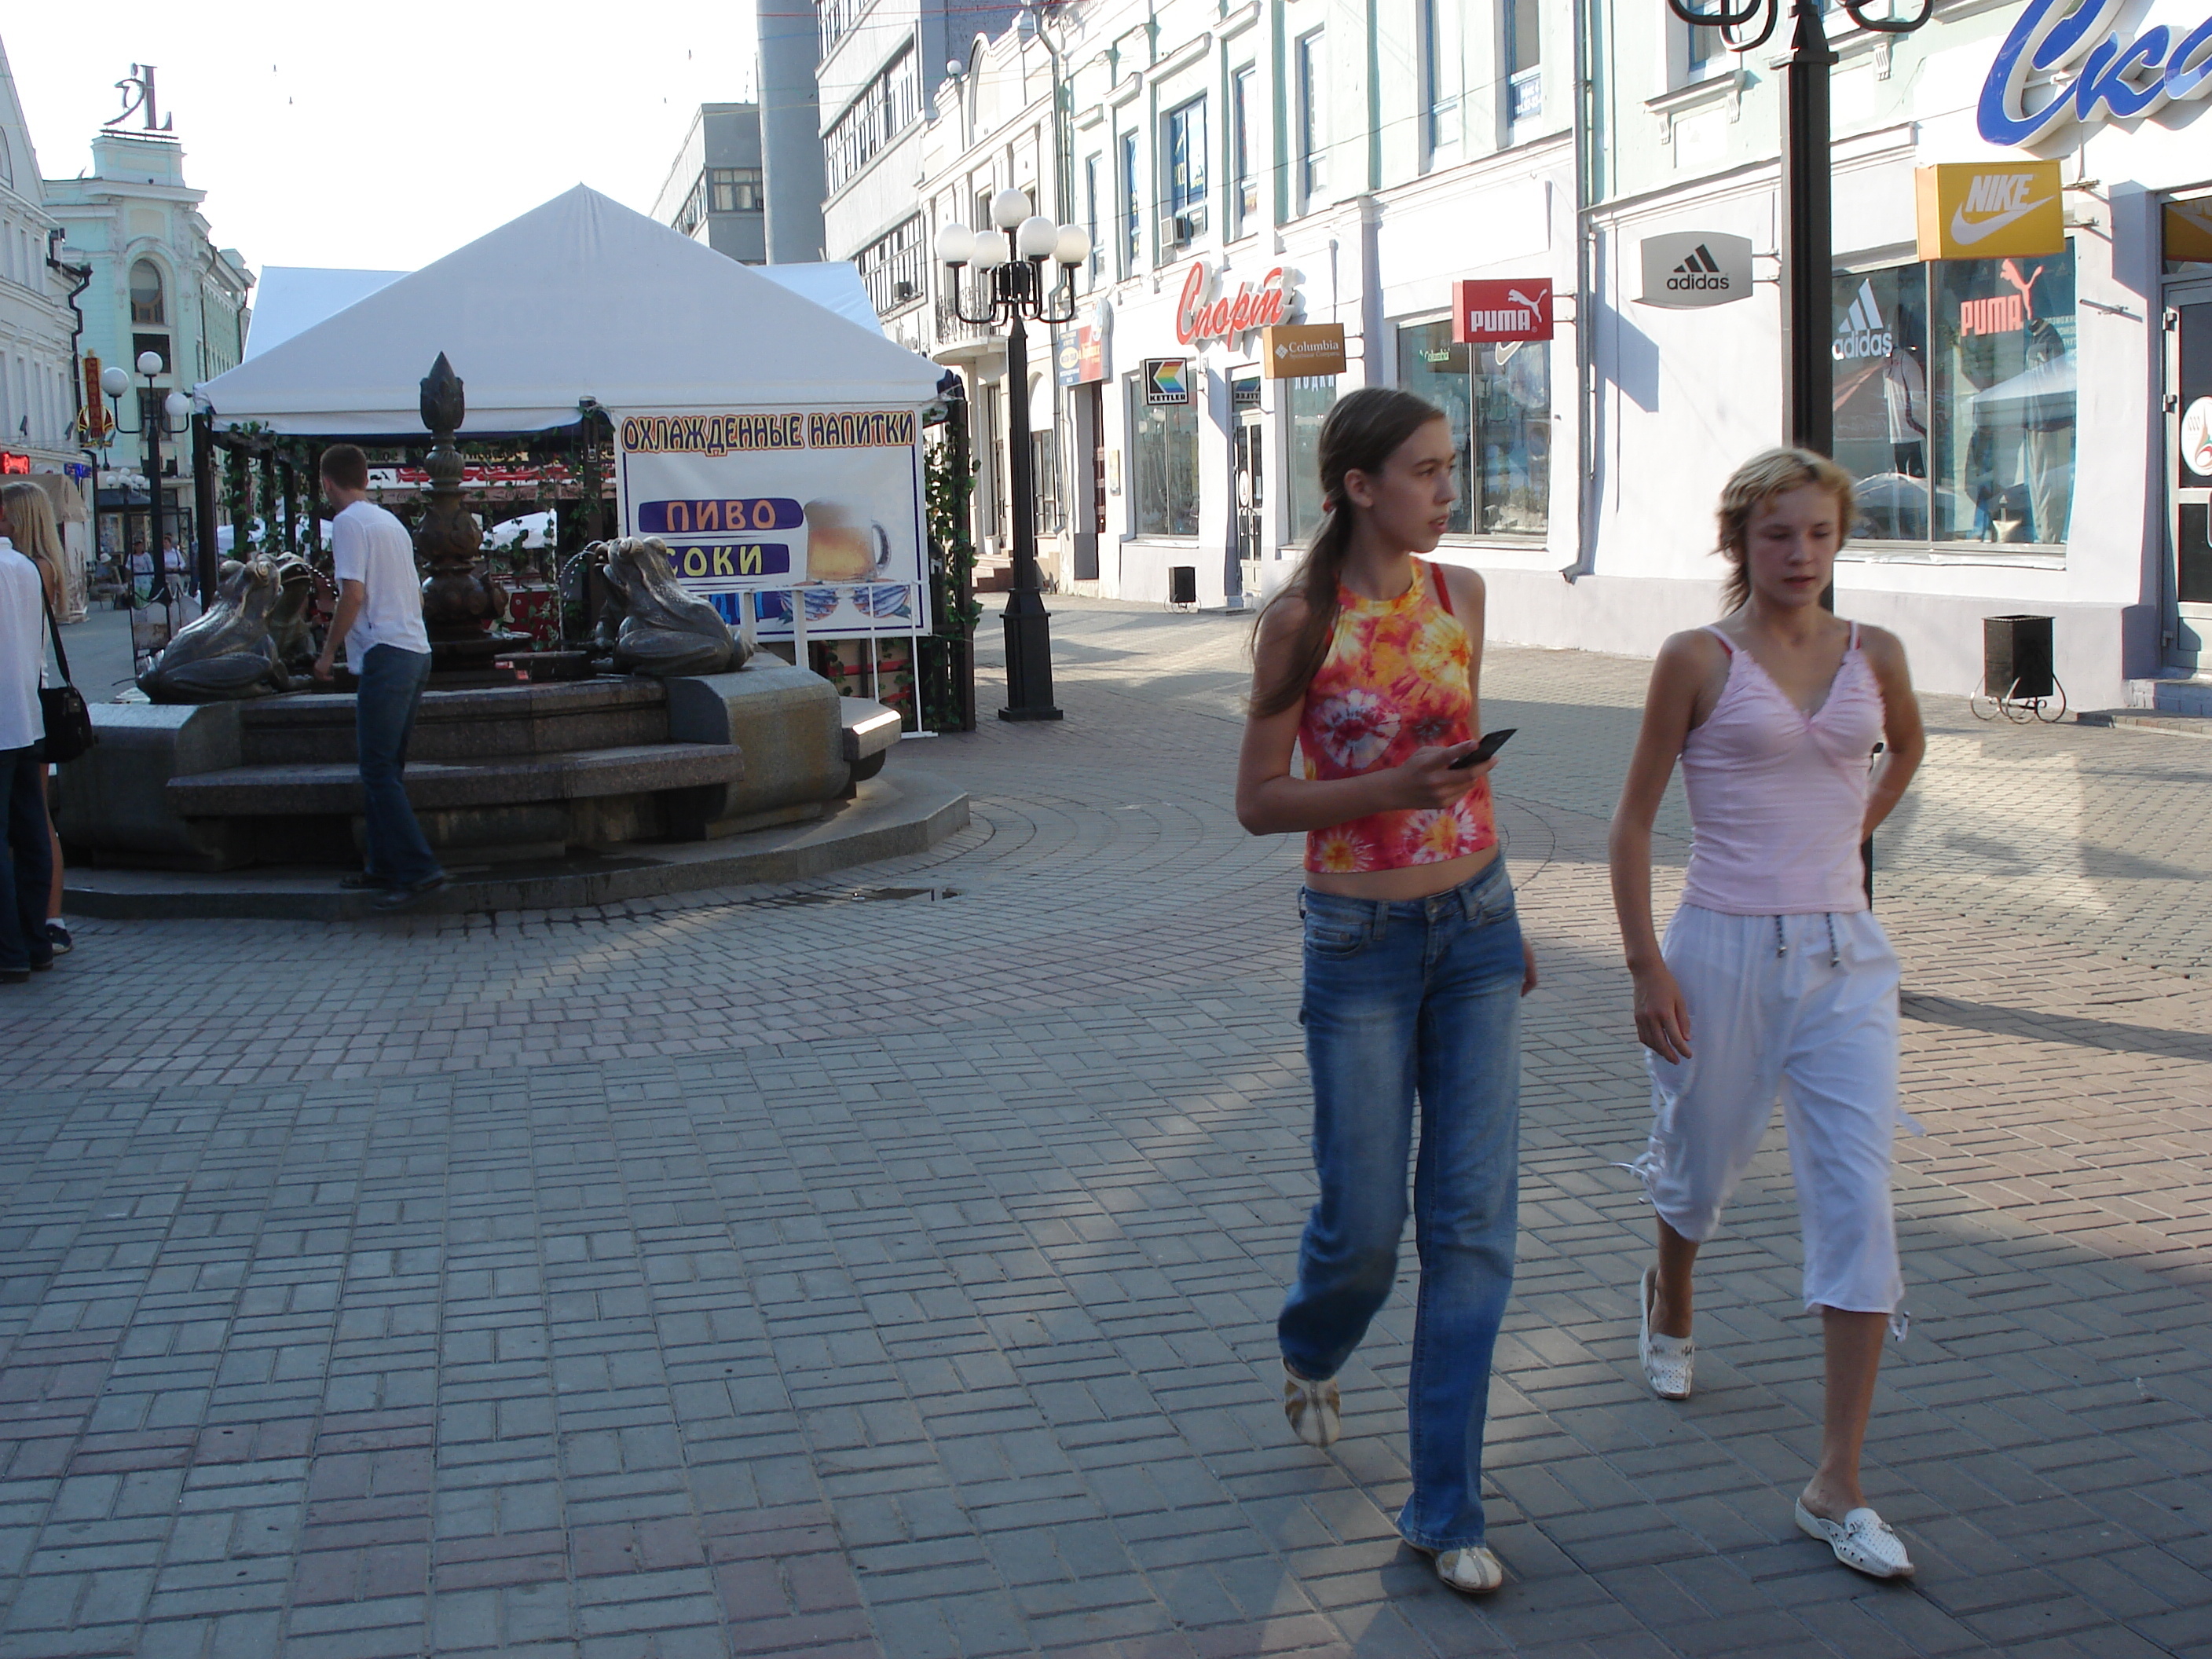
1626;903;1909;1316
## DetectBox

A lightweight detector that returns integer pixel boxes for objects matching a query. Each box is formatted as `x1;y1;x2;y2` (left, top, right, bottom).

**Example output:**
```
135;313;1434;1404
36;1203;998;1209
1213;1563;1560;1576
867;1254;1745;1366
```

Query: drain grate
754;884;959;908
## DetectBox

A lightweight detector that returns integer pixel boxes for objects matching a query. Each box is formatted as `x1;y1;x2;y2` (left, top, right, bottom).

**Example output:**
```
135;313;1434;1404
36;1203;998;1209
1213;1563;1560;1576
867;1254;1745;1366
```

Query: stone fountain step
237;678;672;767
167;743;744;817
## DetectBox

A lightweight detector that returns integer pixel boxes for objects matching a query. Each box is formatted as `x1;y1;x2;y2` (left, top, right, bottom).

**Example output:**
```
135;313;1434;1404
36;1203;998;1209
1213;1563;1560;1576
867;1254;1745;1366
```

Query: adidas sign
1666;244;1734;294
1638;230;1753;310
1832;279;1894;361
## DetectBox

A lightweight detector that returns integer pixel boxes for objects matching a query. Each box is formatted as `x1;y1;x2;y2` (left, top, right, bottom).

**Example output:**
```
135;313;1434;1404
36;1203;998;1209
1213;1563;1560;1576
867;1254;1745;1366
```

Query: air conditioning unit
1160;214;1199;248
893;279;916;302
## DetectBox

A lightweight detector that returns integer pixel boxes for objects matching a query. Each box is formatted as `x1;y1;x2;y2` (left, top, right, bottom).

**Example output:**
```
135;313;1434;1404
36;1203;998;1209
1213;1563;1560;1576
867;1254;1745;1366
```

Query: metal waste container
1983;614;2053;701
1168;566;1198;606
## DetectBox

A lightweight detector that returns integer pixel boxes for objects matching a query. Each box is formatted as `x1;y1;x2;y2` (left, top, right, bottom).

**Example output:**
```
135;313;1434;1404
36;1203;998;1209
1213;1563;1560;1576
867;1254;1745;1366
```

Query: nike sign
1950;195;2057;247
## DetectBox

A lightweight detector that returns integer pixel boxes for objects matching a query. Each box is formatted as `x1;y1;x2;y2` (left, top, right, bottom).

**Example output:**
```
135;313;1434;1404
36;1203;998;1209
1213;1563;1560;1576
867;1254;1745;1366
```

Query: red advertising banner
1452;279;1553;345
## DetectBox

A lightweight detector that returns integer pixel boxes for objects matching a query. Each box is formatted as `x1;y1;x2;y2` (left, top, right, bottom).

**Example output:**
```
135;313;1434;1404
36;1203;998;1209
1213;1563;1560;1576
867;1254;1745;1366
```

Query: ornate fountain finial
411;352;515;676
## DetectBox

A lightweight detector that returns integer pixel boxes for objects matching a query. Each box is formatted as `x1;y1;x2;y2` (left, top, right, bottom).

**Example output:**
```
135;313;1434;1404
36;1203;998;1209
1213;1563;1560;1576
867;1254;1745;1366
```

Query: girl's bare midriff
1306;842;1499;901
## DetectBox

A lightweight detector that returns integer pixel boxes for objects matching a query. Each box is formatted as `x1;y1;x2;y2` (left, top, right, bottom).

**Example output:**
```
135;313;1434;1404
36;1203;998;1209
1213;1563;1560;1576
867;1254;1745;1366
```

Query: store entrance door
2169;286;2212;673
1232;408;1265;593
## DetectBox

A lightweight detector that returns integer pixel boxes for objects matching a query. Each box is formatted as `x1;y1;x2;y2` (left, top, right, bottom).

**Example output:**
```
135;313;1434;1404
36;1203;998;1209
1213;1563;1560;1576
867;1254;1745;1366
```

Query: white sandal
1283;1362;1340;1448
1795;1500;1915;1579
1408;1540;1504;1594
1639;1265;1694;1400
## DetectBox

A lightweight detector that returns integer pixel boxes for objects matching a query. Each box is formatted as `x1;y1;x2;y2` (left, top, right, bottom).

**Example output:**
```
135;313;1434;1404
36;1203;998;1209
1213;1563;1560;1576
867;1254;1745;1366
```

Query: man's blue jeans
1280;857;1522;1553
354;645;442;888
0;744;54;973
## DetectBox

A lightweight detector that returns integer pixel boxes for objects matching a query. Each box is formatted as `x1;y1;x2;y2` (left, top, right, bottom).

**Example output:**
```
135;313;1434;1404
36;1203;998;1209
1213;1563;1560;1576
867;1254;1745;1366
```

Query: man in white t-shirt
311;444;446;910
0;495;56;980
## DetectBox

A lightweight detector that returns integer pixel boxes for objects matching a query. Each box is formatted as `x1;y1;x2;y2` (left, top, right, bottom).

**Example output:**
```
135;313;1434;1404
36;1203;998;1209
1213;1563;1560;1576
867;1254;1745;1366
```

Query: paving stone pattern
2;600;2208;1657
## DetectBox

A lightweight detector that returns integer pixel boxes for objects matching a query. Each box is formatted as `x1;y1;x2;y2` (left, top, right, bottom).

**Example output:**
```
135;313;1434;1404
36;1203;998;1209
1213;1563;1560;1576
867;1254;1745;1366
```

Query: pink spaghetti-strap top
1678;623;1884;915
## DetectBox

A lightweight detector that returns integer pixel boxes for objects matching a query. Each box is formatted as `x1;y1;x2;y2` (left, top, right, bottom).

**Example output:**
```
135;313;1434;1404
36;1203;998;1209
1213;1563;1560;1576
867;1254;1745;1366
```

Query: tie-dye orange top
1298;560;1496;874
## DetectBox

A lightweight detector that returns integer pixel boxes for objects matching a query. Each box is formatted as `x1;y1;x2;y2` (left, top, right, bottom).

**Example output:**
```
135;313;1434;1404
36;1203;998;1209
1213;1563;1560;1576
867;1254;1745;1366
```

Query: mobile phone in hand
1448;728;1516;770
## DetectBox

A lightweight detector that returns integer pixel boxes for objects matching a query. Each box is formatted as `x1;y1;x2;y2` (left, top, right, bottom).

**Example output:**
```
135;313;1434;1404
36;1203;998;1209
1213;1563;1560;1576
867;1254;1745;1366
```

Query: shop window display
1287;378;1338;546
1832;249;2075;547
1130;380;1200;537
1394;320;1550;537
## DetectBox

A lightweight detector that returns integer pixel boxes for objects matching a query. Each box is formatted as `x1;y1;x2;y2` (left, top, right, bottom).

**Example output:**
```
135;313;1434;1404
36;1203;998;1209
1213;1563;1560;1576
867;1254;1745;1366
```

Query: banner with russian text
612;405;929;640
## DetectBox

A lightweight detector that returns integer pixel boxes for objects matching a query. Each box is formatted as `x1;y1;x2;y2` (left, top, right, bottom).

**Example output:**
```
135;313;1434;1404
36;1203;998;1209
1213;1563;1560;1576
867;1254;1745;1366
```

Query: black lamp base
1001;597;1061;722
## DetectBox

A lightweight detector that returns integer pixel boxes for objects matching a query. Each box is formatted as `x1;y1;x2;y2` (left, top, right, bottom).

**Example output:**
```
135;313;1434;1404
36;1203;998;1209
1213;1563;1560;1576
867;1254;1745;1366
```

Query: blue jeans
1280;857;1523;1553
355;645;442;888
0;744;54;972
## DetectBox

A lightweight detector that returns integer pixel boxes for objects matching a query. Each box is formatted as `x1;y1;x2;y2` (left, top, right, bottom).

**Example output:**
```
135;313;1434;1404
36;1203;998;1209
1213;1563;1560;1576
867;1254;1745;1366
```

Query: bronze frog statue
266;555;321;672
593;537;747;677
137;556;293;702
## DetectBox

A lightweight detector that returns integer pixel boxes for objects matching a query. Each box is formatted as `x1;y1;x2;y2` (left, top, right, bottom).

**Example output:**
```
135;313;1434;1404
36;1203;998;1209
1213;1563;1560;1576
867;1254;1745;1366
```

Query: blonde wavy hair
1714;448;1855;614
0;482;64;611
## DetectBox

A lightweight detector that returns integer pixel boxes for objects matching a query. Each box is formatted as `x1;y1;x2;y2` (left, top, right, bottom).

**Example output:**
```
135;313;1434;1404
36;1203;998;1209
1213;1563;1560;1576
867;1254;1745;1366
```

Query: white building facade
0;37;95;614
1580;0;2212;709
834;0;2210;705
46;127;253;569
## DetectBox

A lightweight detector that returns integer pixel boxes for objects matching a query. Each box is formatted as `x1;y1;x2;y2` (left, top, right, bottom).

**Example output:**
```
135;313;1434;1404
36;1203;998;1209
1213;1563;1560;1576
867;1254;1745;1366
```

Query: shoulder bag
38;592;97;764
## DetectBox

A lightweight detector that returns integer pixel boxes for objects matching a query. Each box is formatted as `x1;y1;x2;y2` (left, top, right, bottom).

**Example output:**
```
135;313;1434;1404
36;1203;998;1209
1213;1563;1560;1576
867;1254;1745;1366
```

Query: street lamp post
936;189;1091;722
1666;0;1935;456
101;351;192;603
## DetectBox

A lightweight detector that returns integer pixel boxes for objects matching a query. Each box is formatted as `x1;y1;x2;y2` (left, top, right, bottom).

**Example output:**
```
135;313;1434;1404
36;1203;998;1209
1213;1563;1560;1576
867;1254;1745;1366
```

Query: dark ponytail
1249;386;1447;717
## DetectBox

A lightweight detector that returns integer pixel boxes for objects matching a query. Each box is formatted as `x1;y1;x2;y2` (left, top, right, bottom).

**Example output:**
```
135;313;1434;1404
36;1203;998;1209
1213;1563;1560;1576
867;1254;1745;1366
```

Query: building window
1287;378;1339;545
711;168;764;213
1129;378;1200;536
1084;154;1102;284
817;0;868;58
1120;130;1141;274
1422;0;1463;162
1297;32;1327;211
1685;15;1720;79
824;44;920;193
1163;97;1207;247
1396;320;1551;536
130;259;166;327
673;175;709;237
857;214;925;316
1507;0;1543;124
1833;250;2077;547
1230;67;1257;238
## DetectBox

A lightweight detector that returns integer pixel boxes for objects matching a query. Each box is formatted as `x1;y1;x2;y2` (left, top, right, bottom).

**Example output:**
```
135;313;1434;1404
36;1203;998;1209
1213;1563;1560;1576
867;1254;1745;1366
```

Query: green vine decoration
919;416;980;733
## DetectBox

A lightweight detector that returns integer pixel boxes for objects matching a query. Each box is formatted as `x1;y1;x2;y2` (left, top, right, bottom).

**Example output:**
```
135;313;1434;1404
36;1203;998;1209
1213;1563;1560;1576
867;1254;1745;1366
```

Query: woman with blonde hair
1236;386;1535;1595
2;482;75;956
1609;449;1925;1578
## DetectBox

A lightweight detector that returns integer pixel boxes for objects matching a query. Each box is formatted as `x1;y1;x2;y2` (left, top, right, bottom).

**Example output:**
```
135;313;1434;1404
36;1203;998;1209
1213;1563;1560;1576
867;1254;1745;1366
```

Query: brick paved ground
3;599;2208;1657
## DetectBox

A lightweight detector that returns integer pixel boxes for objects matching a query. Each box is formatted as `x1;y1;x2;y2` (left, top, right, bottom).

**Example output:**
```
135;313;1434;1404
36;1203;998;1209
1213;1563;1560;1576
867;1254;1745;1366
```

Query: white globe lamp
990;188;1032;230
136;350;164;376
1016;214;1058;260
935;222;976;266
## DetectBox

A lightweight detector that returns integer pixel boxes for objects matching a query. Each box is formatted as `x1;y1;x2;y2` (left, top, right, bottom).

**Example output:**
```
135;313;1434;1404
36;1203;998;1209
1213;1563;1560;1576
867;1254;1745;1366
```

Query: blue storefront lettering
1979;0;2212;146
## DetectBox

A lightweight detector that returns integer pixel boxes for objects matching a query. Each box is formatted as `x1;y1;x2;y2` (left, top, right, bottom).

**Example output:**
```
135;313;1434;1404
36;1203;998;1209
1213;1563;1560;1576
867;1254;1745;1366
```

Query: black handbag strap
41;588;74;688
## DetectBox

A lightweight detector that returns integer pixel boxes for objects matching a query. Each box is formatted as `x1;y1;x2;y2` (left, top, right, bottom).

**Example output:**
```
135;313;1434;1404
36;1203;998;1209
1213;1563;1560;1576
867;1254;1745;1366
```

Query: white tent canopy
196;186;939;436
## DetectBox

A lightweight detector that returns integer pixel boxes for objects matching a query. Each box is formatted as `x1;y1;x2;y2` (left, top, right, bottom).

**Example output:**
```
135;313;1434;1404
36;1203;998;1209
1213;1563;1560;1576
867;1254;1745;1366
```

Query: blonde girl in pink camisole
1237;389;1536;1598
1610;449;1927;1580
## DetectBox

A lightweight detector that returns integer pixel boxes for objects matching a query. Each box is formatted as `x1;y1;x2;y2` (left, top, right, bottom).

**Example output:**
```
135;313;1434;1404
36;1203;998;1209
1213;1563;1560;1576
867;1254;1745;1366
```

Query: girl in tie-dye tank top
1234;388;1535;1599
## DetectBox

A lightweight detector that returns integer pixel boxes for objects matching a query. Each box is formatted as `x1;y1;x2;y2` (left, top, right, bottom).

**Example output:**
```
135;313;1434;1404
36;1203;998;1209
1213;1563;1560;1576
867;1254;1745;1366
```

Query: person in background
1236;387;1536;1598
0;492;54;983
1609;449;1926;1580
312;445;445;913
0;484;74;956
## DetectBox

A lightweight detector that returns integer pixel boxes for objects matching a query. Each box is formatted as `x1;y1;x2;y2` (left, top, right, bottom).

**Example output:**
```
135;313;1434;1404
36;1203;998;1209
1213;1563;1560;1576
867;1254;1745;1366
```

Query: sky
7;2;761;278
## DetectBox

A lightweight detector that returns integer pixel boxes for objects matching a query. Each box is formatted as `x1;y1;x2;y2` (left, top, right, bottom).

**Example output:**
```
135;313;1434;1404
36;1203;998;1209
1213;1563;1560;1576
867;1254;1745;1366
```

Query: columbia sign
1638;231;1754;309
1452;278;1554;344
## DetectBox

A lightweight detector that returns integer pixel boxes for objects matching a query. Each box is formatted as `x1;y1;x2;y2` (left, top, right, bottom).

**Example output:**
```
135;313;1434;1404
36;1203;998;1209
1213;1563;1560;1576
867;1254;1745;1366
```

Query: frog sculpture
265;555;321;673
137;556;292;702
592;537;747;677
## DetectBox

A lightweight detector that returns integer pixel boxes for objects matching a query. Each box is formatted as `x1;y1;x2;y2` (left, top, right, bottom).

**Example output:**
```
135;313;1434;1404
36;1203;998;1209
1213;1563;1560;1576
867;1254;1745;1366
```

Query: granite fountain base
55;659;964;919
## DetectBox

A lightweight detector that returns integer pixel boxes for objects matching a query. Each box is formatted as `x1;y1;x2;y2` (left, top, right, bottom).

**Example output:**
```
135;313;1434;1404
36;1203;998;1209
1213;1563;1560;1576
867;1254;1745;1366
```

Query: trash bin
1168;566;1198;606
1983;614;2053;700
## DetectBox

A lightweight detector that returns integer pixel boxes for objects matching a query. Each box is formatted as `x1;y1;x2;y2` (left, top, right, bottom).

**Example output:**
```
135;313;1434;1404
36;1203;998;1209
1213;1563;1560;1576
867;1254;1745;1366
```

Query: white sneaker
1408;1542;1504;1595
1639;1265;1694;1401
1796;1500;1915;1579
1283;1362;1340;1448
